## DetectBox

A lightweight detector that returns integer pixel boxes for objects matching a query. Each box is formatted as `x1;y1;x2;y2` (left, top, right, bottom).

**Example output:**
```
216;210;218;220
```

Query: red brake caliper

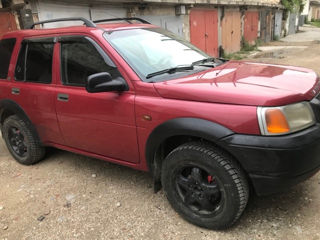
207;175;213;183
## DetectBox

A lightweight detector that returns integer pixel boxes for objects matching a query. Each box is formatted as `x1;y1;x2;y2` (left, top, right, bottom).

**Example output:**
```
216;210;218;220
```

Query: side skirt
47;142;147;171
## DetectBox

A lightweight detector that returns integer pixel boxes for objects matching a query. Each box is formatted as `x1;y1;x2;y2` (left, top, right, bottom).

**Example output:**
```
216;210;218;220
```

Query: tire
161;142;249;230
2;115;45;165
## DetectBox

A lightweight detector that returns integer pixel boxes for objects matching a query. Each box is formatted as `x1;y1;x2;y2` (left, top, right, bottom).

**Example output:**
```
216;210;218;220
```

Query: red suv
1;17;320;229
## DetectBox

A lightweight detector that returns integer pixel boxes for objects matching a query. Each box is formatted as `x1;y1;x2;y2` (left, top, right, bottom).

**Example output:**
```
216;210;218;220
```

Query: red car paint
1;23;319;172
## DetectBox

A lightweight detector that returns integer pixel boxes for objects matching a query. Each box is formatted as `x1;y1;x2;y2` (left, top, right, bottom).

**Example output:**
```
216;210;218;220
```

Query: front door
55;36;139;163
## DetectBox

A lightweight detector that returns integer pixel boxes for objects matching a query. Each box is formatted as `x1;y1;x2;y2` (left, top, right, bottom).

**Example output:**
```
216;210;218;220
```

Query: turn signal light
258;102;315;136
265;109;290;134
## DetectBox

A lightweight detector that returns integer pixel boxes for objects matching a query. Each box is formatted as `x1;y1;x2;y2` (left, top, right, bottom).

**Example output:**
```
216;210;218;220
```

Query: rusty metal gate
221;10;241;54
288;12;297;35
274;11;283;39
260;10;273;42
190;9;219;57
0;11;17;37
243;11;259;45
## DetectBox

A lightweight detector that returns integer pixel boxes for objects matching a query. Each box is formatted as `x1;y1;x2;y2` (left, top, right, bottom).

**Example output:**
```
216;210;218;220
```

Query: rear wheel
161;142;249;230
2;115;45;165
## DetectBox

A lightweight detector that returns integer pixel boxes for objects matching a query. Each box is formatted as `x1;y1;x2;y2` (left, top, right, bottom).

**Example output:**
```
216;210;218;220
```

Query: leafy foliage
281;0;305;13
241;37;261;52
311;19;320;28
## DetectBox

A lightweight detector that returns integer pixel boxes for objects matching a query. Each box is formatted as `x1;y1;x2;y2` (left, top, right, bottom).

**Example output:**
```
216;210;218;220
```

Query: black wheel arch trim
145;118;234;183
0;99;42;143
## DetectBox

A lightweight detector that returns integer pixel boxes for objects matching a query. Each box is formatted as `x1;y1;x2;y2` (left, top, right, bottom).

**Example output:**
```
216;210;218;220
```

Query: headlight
257;102;315;135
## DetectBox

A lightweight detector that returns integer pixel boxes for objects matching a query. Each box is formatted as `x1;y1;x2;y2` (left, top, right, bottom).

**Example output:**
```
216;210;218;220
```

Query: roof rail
28;17;96;29
93;18;150;24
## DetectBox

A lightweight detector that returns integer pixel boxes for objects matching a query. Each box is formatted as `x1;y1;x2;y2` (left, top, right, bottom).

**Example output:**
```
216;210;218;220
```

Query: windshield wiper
191;57;216;66
146;65;194;79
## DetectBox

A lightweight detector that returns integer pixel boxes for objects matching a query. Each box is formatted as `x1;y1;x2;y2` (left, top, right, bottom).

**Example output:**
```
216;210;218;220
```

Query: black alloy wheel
175;166;223;215
7;126;28;157
161;142;249;230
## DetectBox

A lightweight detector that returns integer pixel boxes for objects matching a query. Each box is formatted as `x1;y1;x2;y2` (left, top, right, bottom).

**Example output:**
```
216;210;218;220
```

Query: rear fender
0;99;41;143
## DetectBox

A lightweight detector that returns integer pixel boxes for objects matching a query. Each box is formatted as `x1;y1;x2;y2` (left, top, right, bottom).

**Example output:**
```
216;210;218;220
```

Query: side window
60;36;120;86
0;38;16;79
15;38;54;83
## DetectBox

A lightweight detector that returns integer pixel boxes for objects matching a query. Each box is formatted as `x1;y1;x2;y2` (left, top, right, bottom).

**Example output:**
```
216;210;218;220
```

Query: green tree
281;0;305;13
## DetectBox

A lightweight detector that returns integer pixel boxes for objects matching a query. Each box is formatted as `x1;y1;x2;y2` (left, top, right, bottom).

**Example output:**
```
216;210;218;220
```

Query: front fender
145;117;234;173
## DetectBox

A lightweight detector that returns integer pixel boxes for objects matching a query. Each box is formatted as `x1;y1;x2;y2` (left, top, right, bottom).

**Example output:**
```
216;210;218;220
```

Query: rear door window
15;38;54;83
0;38;16;79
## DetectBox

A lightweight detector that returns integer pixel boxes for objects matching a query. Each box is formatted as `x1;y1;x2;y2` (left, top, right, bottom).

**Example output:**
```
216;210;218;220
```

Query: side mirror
86;72;128;93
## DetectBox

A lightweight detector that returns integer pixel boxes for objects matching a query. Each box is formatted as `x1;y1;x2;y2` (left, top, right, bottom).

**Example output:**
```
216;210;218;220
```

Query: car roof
1;23;158;39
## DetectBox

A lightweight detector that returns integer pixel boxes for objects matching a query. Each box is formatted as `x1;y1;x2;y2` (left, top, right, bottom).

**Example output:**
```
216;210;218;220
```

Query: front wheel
161;142;249;230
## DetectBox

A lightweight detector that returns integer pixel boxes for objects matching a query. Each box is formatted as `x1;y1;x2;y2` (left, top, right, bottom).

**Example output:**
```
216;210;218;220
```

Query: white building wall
302;0;311;15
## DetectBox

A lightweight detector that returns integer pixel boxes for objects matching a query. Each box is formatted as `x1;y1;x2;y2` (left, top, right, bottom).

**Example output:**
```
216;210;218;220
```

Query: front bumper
221;124;320;196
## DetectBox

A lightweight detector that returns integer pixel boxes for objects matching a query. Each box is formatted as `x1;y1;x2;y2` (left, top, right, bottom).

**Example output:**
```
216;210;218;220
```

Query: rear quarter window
0;38;16;79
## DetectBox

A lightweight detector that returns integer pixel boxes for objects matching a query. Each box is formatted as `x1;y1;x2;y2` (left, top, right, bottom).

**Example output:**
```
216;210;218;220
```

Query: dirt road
1;26;320;240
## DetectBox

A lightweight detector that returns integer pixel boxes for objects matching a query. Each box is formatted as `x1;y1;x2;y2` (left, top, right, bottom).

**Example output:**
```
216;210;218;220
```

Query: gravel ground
1;26;320;240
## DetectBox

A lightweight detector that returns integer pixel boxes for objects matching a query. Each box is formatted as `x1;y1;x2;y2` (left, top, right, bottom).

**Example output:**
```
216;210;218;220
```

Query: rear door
55;35;139;163
0;37;16;112
11;37;61;144
0;37;16;83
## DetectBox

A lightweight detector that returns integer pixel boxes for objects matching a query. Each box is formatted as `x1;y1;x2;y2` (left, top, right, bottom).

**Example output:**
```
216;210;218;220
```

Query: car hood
153;61;320;106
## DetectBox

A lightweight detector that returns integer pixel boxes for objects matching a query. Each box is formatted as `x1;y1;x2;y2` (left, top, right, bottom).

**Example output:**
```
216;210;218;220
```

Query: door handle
11;88;20;95
57;93;69;102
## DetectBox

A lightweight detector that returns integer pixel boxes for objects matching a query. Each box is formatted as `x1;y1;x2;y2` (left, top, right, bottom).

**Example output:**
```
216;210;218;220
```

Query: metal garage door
221;10;241;54
274;11;283;39
0;12;17;37
288;12;297;35
260;10;273;42
37;1;126;28
244;11;259;45
190;9;219;57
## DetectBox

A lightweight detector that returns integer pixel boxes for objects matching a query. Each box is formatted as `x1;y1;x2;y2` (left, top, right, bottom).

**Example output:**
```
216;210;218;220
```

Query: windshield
104;28;215;82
